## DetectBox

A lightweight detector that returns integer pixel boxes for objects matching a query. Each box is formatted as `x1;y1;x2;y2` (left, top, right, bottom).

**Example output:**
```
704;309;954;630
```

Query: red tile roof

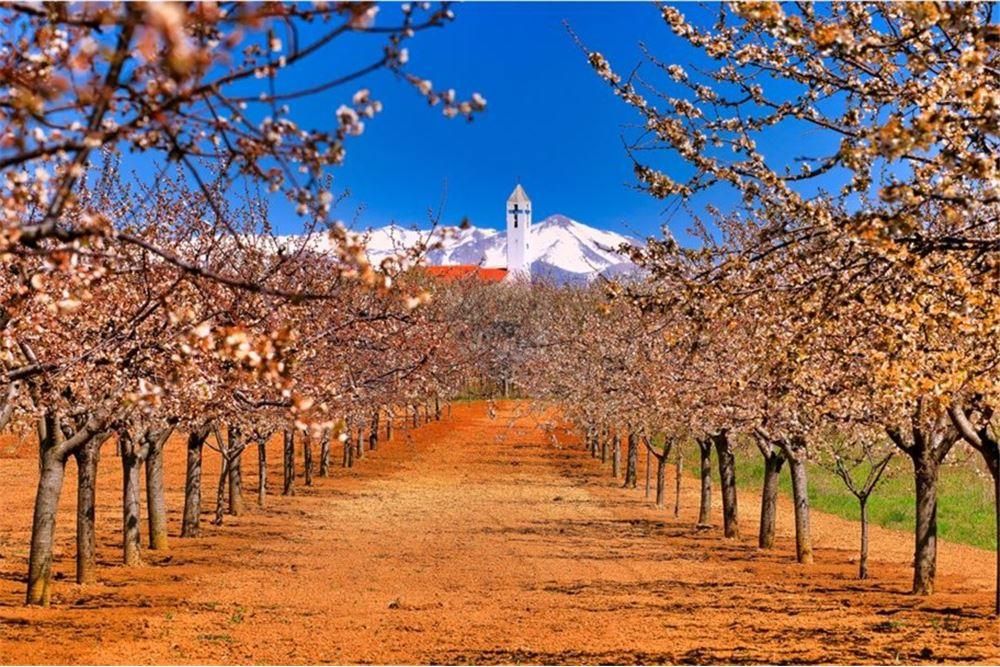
424;265;508;283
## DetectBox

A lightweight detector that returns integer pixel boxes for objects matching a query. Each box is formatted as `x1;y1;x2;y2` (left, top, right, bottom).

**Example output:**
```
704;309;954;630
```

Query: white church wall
506;184;531;278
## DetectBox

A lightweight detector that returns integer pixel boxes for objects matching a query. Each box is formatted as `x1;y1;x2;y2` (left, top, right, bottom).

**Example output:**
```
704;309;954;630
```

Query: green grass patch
674;441;997;551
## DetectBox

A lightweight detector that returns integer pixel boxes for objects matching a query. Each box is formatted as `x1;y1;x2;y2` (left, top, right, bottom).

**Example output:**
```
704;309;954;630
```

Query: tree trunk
994;463;1000;615
655;453;667;508
283;429;296;495
29;411;111;602
144;430;170;551
227;427;244;516
994;466;1000;614
342;429;353;467
644;446;651;498
758;450;785;549
181;428;208;538
787;454;813;564
674;451;683;517
624;432;638;489
611;434;621;478
213;453;229;526
369;412;379;451
698;438;712;525
947;406;1000;612
319;428;330;477
355;427;364;460
912;454;940;595
713;431;739;539
600;433;608;463
27;428;68;605
386;409;394;441
120;431;144;566
73;438;101;585
889;416;956;596
257;438;267;507
434;396;441;421
412;405;419;428
303;432;313;486
859;497;870;580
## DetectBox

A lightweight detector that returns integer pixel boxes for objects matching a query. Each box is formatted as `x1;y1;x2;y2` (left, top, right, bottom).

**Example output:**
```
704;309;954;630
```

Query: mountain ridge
360;214;638;283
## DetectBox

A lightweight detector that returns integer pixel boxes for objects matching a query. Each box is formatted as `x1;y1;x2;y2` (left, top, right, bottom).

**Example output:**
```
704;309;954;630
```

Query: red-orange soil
1;401;999;664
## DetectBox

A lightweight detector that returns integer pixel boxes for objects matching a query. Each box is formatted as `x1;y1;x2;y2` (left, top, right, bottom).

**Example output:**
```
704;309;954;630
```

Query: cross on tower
507;203;530;228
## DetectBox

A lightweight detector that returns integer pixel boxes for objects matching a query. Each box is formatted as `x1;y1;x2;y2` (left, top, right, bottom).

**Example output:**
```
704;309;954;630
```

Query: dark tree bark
0;381;18;433
600;430;608;463
611;433;621;478
181;425;210;538
655;451;668;508
787;457;812;563
757;439;785;549
386;408;394;441
912;456;940;592
412;405;419;428
992;468;999;607
948;404;1000;612
830;448;893;580
27;411;108;605
757;445;785;550
144;428;172;551
887;413;956;596
227;426;244;516
257;436;268;507
643;437;671;510
73;436;102;585
674;451;683;518
770;436;813;564
434;396;441;421
859;498;870;579
283;428;296;495
623;431;638;489
369;412;379;451
712;430;739;539
343;429;353;468
119;428;146;566
355;426;364;460
27;423;67;605
213;450;230;526
319;428;331;477
644;445;651;498
697;438;712;526
303;432;313;486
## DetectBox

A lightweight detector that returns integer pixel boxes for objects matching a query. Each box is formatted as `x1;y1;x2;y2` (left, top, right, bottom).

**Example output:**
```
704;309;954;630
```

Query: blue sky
262;2;710;239
147;3;848;243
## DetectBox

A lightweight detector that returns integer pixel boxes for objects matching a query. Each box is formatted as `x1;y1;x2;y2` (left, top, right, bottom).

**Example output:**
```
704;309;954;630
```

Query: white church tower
506;184;531;278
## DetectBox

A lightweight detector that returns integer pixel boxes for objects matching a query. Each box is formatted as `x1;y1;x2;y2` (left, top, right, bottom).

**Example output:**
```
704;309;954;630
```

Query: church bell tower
506;184;531;278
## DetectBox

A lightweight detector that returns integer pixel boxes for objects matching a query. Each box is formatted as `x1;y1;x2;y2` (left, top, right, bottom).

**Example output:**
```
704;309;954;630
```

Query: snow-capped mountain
361;214;639;283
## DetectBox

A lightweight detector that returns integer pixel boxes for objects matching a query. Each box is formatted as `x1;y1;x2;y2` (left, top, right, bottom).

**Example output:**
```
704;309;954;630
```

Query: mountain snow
271;214;639;283
360;214;638;283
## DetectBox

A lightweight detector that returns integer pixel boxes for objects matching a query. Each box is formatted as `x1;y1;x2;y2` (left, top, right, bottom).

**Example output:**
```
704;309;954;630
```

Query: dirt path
1;401;999;664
